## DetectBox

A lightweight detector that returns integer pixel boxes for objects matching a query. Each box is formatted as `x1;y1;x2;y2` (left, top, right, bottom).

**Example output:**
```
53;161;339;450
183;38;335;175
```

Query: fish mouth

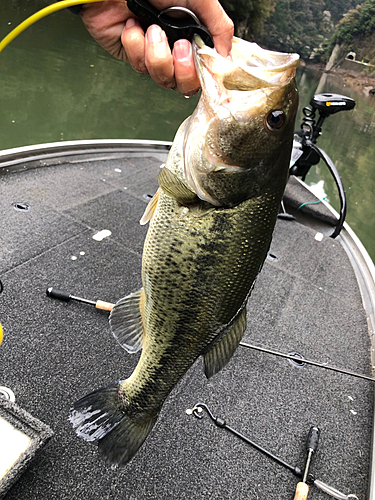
182;38;299;206
193;36;299;115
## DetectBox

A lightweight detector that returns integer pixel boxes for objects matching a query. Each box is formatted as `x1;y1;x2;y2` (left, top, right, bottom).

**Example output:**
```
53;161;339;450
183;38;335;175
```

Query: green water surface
1;1;375;261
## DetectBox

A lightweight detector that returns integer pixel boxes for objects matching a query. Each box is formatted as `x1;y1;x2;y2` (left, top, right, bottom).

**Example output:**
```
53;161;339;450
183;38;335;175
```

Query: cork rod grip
95;300;115;311
293;482;309;500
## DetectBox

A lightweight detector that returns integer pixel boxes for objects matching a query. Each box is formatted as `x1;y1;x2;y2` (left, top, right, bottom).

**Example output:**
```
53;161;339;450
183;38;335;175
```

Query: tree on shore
220;0;366;61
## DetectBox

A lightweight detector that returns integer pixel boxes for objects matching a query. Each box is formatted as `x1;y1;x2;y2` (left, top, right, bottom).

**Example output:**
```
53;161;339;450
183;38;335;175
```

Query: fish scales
70;36;299;466
124;187;281;404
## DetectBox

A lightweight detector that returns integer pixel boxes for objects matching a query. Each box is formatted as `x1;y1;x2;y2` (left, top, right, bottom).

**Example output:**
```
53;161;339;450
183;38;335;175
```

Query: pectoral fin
140;189;160;225
109;289;145;353
158;167;198;205
203;307;247;379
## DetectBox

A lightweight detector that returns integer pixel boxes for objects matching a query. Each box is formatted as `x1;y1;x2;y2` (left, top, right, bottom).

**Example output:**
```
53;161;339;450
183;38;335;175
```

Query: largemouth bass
69;37;299;465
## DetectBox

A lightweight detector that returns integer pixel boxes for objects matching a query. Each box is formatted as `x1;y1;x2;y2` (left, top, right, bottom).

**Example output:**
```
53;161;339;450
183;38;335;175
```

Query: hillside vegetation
331;0;375;64
220;0;375;64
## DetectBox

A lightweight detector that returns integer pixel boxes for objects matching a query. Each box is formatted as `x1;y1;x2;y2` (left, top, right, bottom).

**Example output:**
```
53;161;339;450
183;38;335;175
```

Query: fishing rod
239;341;375;383
187;403;358;500
46;287;375;384
46;287;114;312
294;426;320;500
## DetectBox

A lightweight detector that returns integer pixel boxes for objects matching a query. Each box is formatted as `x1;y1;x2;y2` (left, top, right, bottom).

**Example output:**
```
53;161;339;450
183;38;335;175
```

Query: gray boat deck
0;147;373;499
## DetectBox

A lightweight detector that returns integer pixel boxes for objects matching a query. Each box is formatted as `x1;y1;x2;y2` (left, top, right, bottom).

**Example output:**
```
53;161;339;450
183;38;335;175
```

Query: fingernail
173;40;192;62
183;88;200;98
147;24;164;44
125;18;137;29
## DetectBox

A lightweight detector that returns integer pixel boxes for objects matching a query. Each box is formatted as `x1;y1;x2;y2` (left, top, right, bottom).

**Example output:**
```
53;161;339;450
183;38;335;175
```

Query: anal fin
203;307;247;379
109;289;145;353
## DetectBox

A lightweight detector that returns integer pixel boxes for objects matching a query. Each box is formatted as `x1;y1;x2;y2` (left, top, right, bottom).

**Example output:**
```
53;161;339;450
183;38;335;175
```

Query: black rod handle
307;426;320;454
46;287;71;301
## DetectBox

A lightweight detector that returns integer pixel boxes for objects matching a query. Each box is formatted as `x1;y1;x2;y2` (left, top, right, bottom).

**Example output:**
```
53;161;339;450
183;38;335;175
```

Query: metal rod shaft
302;452;313;483
240;342;375;383
225;422;301;477
69;294;96;306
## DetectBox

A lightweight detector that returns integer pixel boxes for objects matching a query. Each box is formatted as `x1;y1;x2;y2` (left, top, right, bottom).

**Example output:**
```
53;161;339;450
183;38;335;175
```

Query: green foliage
256;0;329;59
230;0;367;60
220;0;277;38
322;0;363;24
333;0;375;46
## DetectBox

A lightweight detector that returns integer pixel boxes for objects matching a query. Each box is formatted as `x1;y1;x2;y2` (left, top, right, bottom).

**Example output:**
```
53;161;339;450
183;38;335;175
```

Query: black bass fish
69;37;299;465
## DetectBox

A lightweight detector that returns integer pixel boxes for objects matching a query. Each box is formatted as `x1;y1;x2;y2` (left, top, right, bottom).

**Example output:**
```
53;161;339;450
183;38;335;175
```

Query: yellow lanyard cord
0;0;112;53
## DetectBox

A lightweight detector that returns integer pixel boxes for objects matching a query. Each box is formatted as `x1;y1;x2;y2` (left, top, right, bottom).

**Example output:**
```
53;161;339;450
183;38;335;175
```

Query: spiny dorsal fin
140;188;160;225
109;289;145;353
158;167;198;205
203;307;247;379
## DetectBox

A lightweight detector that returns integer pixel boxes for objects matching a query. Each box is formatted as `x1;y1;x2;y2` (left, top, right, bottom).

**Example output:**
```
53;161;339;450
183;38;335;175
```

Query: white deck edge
0;139;172;171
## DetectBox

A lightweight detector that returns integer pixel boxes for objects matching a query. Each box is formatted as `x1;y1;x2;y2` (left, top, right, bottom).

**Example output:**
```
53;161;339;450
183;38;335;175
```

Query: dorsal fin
158;167;198;205
140;188;160;225
203;307;247;379
109;289;145;353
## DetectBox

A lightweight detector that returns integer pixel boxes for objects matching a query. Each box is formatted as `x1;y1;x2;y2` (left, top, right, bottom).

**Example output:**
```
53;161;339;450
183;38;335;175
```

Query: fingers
121;18;147;73
80;1;131;61
186;0;234;57
123;22;199;95
81;0;233;93
145;25;175;89
172;40;200;95
145;0;234;56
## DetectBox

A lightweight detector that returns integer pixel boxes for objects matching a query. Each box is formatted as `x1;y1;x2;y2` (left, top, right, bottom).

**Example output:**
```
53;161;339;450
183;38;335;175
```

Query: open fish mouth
192;36;300;127
178;37;300;207
194;36;300;94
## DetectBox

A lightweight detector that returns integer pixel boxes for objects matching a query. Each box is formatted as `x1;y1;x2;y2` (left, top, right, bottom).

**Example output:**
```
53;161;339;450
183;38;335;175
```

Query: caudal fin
69;381;158;465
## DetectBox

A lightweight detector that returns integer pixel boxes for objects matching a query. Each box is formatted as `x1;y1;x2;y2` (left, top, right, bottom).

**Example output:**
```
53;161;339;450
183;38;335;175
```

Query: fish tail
69;381;158;465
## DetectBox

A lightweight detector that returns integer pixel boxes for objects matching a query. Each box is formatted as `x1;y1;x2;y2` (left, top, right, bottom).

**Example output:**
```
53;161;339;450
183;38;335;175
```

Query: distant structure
325;44;340;71
325;45;375;73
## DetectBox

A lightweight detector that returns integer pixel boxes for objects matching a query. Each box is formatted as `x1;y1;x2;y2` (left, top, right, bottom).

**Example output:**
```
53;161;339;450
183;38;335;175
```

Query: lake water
1;1;375;261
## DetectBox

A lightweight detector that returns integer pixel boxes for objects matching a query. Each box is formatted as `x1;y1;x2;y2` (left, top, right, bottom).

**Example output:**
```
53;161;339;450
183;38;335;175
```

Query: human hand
80;0;233;95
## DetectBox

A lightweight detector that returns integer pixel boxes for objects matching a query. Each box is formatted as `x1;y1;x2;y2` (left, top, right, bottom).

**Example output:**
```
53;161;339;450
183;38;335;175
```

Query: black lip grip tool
126;0;214;48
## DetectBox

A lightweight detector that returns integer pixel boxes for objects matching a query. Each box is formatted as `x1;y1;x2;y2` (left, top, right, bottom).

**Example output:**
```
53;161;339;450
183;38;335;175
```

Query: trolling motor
290;93;355;238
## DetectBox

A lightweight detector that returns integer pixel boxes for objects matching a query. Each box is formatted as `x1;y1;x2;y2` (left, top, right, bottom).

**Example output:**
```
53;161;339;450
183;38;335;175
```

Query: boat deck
0;146;373;499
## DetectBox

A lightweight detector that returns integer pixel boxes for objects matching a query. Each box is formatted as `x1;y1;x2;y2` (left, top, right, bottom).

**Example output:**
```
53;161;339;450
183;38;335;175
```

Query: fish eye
265;110;285;131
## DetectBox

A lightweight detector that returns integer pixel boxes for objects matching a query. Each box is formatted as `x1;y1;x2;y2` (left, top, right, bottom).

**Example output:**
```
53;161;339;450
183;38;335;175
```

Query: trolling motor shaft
289;93;355;238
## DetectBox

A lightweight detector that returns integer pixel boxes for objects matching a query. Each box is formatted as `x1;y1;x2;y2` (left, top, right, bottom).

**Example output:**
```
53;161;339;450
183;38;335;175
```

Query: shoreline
302;60;375;96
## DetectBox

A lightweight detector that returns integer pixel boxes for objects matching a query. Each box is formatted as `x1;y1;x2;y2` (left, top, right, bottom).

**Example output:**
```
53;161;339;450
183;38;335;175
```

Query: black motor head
310;93;355;116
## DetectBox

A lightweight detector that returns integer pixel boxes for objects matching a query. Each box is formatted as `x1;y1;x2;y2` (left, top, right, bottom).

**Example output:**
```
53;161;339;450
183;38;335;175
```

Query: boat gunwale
294;176;375;500
0;139;172;173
